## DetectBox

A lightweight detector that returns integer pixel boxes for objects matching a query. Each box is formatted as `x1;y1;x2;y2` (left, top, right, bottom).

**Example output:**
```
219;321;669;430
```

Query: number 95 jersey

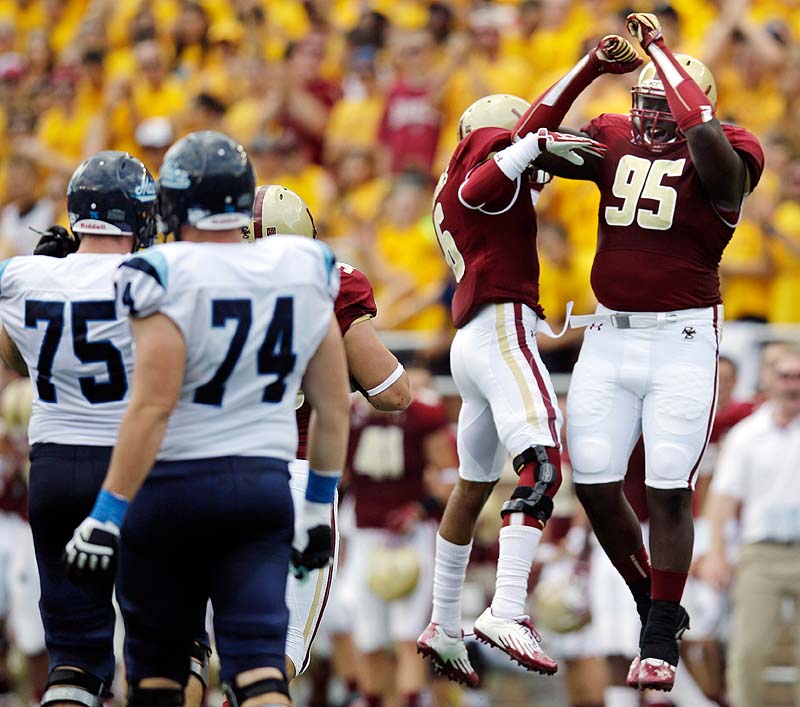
115;236;339;461
583;113;764;312
0;254;132;445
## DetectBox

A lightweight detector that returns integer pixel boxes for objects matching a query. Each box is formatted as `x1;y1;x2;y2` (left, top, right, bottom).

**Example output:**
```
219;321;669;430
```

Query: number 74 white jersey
115;236;339;462
0;253;133;446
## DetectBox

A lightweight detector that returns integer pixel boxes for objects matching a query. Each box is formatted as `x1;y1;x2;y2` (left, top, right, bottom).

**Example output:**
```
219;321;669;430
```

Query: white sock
604;686;640;707
430;533;473;637
490;523;542;619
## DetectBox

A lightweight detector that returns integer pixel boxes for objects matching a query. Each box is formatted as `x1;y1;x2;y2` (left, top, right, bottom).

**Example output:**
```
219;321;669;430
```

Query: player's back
115;236;338;462
435;127;542;328
346;397;449;529
583;113;764;312
0;253;131;445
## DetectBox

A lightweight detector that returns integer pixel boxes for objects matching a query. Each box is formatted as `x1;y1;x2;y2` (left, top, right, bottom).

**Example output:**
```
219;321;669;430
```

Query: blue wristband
89;489;129;527
305;469;340;504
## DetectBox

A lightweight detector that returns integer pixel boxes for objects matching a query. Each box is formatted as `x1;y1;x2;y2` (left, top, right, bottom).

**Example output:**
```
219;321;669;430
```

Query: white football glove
64;517;120;581
291;501;333;581
536;127;607;166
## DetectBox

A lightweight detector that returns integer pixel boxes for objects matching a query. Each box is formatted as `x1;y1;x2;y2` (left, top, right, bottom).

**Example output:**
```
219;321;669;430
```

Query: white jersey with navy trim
0;253;132;446
115;237;339;461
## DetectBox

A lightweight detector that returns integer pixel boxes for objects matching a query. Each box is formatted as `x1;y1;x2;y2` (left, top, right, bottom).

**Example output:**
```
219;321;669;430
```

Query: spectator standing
702;346;800;707
0;155;53;256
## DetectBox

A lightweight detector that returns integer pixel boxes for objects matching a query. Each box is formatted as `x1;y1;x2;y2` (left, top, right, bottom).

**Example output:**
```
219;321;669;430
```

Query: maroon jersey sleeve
721;124;764;191
335;263;377;335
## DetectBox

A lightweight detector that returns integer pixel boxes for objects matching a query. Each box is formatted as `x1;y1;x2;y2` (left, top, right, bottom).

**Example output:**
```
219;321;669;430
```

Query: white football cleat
473;608;558;675
416;622;478;687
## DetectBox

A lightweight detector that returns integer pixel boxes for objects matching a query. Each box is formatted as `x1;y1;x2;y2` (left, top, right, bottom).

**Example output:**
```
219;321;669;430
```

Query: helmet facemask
630;81;678;151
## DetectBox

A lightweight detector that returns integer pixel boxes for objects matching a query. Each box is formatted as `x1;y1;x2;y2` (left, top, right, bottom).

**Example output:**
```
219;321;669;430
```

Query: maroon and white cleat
416;622;479;687
626;652;641;687
637;657;677;691
473;608;558;675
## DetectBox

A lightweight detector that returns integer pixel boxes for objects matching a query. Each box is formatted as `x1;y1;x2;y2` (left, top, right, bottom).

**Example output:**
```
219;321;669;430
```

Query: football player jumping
513;13;764;692
415;40;624;685
246;184;411;681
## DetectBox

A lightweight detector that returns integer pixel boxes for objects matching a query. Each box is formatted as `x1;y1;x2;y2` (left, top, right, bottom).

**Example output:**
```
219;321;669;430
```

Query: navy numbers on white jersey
193;296;296;407
25;299;128;404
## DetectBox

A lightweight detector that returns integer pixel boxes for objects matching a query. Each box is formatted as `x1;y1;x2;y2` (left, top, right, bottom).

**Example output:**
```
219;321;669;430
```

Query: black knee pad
500;485;555;525
42;668;107;707
512;445;557;484
223;677;290;707
127;685;184;707
188;640;211;688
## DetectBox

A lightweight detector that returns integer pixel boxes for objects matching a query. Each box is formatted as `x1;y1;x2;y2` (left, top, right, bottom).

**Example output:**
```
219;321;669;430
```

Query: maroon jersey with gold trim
346;398;449;529
582;114;764;312
296;262;377;459
435;127;543;328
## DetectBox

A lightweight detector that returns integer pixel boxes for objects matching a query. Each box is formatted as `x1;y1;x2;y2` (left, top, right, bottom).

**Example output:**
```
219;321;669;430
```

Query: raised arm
511;35;641;181
626;13;750;211
512;35;643;139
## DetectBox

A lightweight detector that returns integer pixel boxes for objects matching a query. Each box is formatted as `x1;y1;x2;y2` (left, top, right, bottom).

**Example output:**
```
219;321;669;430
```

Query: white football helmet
631;54;717;149
457;94;530;141
244;184;317;241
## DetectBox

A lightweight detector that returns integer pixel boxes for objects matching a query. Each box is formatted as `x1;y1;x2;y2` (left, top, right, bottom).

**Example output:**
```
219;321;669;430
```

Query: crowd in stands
0;0;798;369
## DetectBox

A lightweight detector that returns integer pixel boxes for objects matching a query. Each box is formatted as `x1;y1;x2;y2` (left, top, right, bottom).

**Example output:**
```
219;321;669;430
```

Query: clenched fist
626;12;663;49
594;35;643;74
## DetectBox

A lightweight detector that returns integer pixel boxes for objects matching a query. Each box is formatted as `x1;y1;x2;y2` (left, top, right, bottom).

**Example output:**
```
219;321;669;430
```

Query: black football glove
292;525;333;580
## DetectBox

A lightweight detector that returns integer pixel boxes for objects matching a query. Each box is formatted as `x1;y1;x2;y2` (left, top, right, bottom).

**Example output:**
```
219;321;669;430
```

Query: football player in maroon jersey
247;185;411;681
510;13;765;692
345;382;458;707
415;38;634;685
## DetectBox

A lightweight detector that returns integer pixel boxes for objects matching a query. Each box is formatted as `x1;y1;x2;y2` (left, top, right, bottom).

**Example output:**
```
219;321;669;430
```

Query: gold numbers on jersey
353;425;406;480
605;155;686;231
433;200;466;282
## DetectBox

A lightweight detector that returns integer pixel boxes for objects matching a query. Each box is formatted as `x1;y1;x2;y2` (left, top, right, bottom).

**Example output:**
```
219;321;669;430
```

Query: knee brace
188;640;211;688
223;677;290;707
41;668;107;707
500;445;560;525
127;685;184;707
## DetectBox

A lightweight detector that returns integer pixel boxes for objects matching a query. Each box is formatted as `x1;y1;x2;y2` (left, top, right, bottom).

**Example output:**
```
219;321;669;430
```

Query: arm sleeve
335;265;378;335
513;53;601;138
458;159;520;209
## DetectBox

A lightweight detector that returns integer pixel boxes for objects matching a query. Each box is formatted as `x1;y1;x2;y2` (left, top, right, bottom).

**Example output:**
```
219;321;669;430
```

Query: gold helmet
457;94;530;142
631;54;717;150
2;378;33;432
368;544;421;601
532;567;592;634
244;184;317;242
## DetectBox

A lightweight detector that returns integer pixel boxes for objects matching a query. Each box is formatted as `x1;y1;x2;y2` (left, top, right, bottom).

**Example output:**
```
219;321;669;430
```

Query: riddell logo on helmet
266;227;276;236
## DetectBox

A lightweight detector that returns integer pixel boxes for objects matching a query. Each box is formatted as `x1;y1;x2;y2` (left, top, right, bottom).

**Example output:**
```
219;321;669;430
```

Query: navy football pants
28;443;116;683
118;457;293;686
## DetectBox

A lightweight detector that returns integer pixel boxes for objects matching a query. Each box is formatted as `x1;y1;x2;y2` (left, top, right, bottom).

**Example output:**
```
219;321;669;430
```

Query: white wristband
493;132;542;181
366;361;404;397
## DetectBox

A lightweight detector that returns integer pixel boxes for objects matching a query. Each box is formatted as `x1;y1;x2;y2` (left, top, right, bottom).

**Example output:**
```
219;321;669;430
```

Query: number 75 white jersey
115;236;339;462
0;253;133;446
